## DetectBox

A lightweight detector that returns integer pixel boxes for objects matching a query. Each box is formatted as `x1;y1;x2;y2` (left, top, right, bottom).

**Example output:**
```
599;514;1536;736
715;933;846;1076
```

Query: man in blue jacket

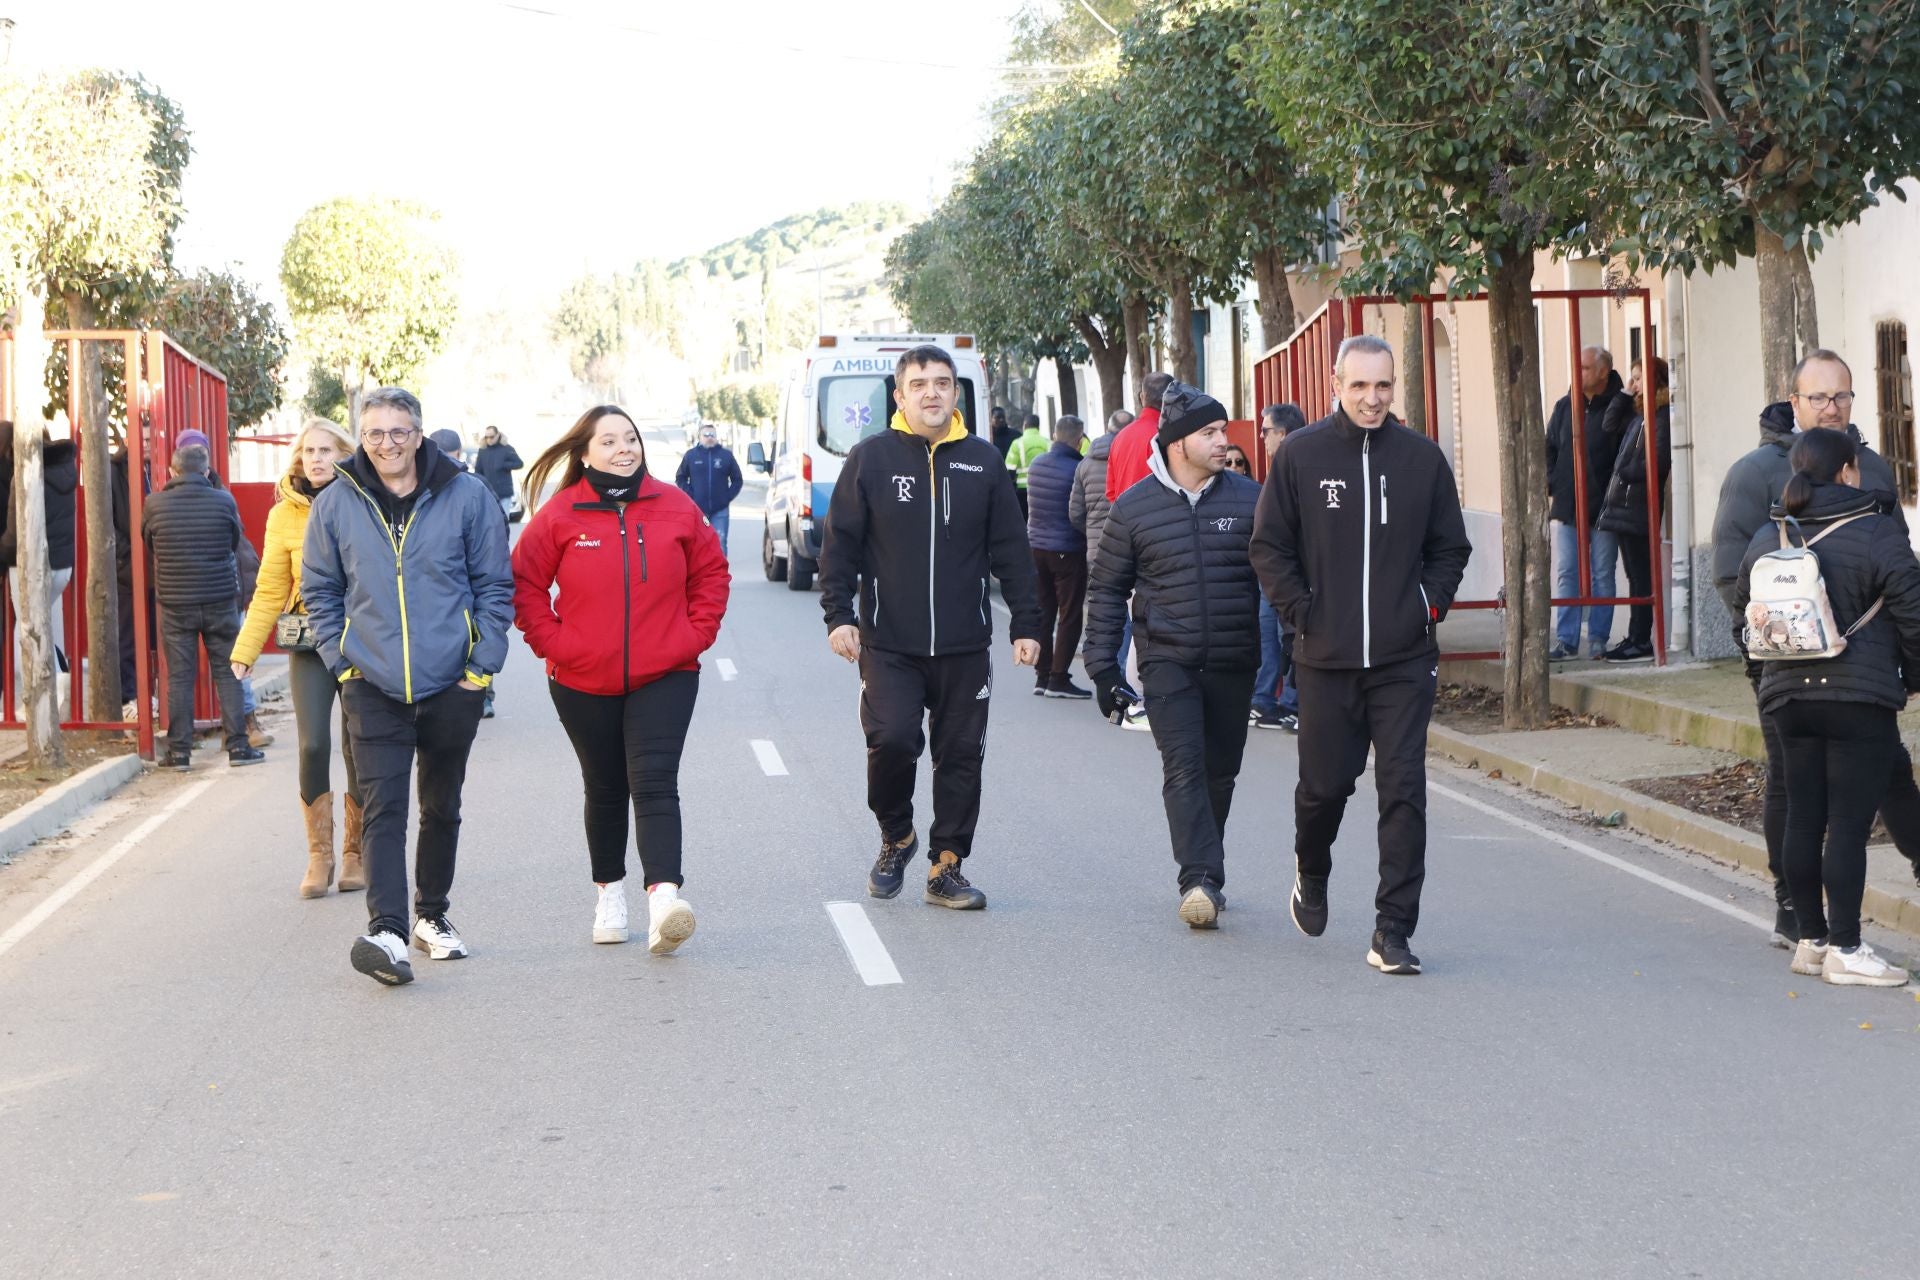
1026;414;1092;698
303;387;513;987
675;424;744;554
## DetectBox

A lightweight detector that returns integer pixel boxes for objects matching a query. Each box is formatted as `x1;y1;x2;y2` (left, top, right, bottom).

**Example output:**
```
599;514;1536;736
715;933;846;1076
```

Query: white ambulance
751;334;989;590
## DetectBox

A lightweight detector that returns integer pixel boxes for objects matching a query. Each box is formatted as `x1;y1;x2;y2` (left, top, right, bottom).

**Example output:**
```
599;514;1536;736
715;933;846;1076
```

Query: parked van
750;334;988;591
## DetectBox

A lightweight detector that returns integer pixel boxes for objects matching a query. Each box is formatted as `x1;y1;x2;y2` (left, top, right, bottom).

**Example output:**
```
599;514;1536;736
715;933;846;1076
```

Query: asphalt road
3;493;1917;1279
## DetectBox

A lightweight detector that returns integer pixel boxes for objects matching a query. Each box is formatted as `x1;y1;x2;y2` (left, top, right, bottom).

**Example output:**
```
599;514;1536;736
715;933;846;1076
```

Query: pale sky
7;0;1038;302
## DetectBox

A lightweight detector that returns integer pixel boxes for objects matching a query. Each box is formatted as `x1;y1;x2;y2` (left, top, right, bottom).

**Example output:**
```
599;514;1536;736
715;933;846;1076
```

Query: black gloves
1092;667;1138;722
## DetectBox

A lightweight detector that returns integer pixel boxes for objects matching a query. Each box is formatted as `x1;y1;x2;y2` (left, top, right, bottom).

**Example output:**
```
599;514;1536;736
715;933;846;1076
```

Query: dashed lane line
1430;779;1771;932
716;658;738;681
825;901;904;986
751;739;789;777
0;778;219;964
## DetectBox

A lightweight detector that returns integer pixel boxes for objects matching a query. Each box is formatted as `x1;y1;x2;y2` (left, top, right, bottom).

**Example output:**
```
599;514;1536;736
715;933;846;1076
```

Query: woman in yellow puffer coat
230;418;363;898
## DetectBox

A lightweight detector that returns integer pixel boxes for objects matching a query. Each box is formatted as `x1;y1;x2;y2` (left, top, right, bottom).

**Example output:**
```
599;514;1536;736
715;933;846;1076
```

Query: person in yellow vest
231;418;365;899
1004;412;1048;520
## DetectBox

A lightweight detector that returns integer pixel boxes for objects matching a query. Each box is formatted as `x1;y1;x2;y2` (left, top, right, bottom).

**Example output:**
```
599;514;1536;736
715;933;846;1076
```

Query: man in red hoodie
1105;371;1175;504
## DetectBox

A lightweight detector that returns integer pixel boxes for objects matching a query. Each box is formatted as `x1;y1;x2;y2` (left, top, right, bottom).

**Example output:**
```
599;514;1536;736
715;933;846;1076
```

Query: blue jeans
1254;595;1283;714
1117;615;1133;678
1553;520;1618;653
242;675;256;717
708;508;730;555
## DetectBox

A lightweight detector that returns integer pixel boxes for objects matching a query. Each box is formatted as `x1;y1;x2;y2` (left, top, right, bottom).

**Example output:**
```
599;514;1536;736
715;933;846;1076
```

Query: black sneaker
1769;903;1800;950
1045;676;1094;700
1367;929;1422;975
1252;707;1286;730
1033;674;1048;696
228;745;266;767
1603;640;1654;664
1179;882;1223;929
1278;714;1300;733
925;851;986;910
868;831;918;899
1290;873;1328;937
1548;642;1578;661
159;751;191;771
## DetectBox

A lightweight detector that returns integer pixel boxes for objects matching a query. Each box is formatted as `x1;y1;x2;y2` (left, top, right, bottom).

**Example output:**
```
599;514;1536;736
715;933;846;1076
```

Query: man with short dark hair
142;443;263;770
1026;413;1092;698
1251;404;1306;731
304;386;514;986
1712;349;1920;919
821;345;1043;910
1251;336;1472;976
1545;346;1629;659
676;423;744;554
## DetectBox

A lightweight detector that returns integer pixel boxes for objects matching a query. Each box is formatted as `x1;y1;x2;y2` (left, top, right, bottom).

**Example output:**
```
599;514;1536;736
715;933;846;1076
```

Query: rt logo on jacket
1319;478;1346;509
892;475;915;502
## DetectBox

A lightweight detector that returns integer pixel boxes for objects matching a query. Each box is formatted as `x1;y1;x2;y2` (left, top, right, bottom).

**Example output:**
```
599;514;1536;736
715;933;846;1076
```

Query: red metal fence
1252;289;1667;665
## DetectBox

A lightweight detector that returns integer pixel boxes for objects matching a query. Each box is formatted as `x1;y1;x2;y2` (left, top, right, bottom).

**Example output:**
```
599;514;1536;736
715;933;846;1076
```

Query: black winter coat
140;473;242;607
1545;371;1628;527
42;439;79;571
1084;453;1261;675
820;422;1042;655
1596;396;1672;538
1025;441;1085;554
1250;409;1473;671
474;442;523;501
1736;482;1920;714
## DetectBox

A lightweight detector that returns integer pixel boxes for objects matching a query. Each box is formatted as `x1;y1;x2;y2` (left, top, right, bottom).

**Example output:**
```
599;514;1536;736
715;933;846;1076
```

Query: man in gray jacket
1070;409;1134;675
1711;349;1920;934
303;387;514;987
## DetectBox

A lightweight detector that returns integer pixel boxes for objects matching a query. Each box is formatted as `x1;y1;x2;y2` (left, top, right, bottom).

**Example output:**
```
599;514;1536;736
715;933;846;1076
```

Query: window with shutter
1877;322;1917;505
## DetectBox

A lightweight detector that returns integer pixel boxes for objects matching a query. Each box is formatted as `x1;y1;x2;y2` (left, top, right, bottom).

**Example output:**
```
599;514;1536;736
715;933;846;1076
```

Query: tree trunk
66;296;123;721
1073;314;1127;427
1053;351;1080;418
1401;303;1428;438
1250;247;1298;352
1122;294;1153;409
1485;254;1552;731
1753;226;1820;402
9;283;66;767
1166;276;1198;384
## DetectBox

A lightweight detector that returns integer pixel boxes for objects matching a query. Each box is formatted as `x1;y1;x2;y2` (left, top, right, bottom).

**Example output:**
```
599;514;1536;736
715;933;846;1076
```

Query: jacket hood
1145;434;1216;506
1767;480;1882;525
337;435;463;496
42;439;79;494
1087;432;1116;461
1758;402;1798;447
1593;368;1624;405
275;471;315;509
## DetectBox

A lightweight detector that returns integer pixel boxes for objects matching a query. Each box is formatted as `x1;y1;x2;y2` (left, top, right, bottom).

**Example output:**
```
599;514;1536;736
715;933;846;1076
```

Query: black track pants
1774;699;1899;950
549;672;698;888
1292;654;1438;936
859;646;992;860
1141;661;1254;892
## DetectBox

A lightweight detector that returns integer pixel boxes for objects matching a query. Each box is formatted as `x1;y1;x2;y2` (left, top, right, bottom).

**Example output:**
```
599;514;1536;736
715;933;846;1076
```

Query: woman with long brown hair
513;407;730;953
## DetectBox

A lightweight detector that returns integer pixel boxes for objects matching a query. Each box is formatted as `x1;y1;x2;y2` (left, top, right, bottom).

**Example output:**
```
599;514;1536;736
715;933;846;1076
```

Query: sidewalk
1430;655;1920;938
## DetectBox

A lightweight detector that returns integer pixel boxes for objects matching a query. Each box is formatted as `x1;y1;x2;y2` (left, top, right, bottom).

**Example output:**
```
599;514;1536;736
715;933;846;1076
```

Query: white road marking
1431;780;1771;931
716;658;738;681
0;778;218;963
751;739;788;776
825;901;903;986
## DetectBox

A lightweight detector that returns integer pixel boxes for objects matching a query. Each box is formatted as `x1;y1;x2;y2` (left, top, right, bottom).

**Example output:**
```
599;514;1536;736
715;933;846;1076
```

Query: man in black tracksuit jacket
821;345;1043;910
1084;384;1261;928
1250;335;1472;975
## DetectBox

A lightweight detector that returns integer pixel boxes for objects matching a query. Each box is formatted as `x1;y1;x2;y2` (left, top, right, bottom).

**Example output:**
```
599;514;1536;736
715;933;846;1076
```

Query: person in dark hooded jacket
1736;427;1920;988
1025;414;1090;697
1544;348;1628;658
1596;357;1672;662
1712;349;1920;927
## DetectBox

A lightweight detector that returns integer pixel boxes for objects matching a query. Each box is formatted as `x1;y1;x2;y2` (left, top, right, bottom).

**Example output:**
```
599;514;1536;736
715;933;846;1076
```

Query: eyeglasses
1260;426;1287;437
1226;459;1250;473
1793;391;1856;409
363;427;419;446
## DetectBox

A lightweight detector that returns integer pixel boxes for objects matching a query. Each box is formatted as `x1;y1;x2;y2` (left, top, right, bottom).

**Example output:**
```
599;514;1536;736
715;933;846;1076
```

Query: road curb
0;753;144;863
1427;723;1920;940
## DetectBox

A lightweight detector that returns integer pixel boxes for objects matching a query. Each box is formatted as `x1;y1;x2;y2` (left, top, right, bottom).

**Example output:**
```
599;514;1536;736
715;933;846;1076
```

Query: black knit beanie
1157;381;1228;446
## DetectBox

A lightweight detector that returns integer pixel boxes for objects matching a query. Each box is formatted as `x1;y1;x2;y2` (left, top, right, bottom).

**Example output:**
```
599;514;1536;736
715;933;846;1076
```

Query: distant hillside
670;202;914;283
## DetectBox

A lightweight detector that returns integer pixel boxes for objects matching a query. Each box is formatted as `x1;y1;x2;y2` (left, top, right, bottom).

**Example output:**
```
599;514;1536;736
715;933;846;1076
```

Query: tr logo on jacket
1250;409;1473;671
820;412;1043;656
512;473;731;696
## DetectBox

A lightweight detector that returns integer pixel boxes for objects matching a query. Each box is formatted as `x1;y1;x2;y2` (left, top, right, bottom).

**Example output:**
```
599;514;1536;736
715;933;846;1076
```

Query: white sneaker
1120;705;1151;733
1821;941;1909;988
593;881;630;944
411;914;470;960
1789;938;1828;977
648;883;695;955
350;930;413;986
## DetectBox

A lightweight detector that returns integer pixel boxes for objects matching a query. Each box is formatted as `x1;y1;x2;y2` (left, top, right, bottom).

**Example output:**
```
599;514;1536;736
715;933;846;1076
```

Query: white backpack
1742;513;1883;661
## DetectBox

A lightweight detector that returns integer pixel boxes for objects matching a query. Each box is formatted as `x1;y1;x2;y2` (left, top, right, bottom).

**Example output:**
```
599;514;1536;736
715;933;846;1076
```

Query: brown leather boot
338;793;366;892
300;793;335;899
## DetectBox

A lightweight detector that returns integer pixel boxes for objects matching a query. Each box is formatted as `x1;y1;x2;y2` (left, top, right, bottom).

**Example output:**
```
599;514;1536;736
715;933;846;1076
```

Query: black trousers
1617;532;1654;646
290;648;359;806
1774;699;1899;949
860;646;991;860
1142;662;1255;892
159;601;246;755
1293;654;1438;936
341;680;486;938
549;672;699;888
1032;549;1087;679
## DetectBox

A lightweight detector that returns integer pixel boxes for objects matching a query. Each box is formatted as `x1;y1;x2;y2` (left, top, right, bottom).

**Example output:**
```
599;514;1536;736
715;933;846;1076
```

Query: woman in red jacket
513;405;731;954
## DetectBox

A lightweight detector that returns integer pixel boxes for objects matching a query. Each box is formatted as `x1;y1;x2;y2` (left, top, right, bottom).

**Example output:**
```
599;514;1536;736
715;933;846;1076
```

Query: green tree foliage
152;269;290;429
1579;1;1920;397
1009;0;1141;65
673;203;911;283
694;380;779;427
1245;0;1609;728
280;198;460;424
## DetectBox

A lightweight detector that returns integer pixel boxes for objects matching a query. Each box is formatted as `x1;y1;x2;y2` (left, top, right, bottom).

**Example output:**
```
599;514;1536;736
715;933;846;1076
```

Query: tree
154;269;289;429
280;198;459;426
2;68;184;758
549;272;633;400
1246;0;1612;729
1580;1;1920;397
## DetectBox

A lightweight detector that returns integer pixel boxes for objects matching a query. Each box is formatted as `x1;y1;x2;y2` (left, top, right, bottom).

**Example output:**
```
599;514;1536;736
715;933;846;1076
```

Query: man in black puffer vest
1084;383;1261;929
139;443;262;769
1251;335;1472;976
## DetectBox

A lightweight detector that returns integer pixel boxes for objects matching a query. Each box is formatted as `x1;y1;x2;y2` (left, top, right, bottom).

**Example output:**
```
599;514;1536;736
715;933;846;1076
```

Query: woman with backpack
1736;429;1920;987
